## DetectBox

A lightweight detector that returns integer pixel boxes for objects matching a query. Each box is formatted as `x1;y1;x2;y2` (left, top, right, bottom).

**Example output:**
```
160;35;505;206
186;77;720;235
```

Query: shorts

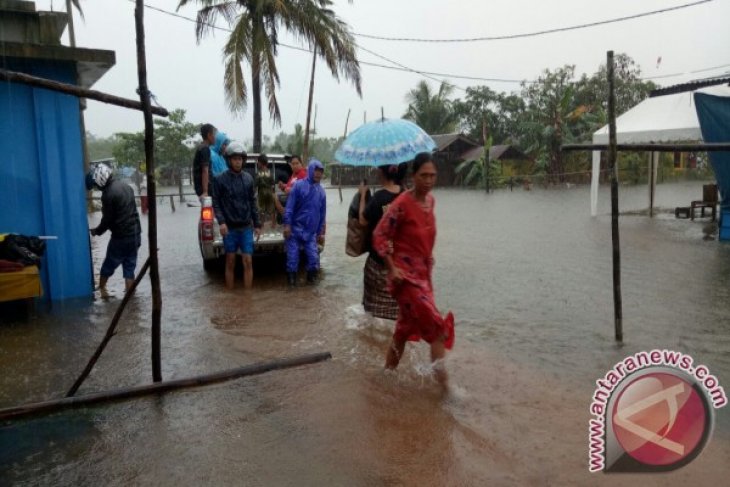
100;233;141;280
223;227;254;255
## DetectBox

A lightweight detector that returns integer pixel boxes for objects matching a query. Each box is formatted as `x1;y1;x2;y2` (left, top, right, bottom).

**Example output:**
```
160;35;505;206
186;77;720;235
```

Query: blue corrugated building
0;0;115;300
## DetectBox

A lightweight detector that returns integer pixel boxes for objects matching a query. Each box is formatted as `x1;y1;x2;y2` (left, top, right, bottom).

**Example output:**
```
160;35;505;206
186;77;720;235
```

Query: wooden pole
339;108;350;203
649;152;655;218
66;258;151;397
607;50;623;342
135;0;163;381
343;108;351;138
0;69;169;117
302;46;317;162
1;353;332;422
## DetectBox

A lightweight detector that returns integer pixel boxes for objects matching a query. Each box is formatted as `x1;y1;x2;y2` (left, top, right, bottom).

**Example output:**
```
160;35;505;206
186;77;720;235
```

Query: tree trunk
252;58;262;153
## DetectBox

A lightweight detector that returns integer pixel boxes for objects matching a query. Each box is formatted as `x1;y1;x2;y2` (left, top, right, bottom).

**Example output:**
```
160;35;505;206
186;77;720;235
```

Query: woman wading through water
372;152;455;386
358;164;406;320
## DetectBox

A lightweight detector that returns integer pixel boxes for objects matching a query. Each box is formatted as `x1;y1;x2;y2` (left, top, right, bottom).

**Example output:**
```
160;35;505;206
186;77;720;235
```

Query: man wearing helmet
212;142;262;289
86;163;142;297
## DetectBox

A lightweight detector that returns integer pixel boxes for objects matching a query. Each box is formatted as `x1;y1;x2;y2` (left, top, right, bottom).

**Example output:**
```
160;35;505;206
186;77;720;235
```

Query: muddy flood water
1;182;729;486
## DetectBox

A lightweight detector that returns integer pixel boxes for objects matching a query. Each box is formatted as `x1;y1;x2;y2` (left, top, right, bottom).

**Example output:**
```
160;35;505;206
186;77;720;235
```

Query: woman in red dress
372;152;454;386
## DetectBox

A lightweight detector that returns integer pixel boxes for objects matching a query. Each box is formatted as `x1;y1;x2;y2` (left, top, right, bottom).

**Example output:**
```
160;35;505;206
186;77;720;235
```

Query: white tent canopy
590;84;730;216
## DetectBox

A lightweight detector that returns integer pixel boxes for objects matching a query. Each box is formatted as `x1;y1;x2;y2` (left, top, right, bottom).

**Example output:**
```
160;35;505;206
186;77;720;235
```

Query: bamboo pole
66;258;151;397
302;46;317;162
607;51;623;342
135;0;163;381
339;108;351;203
0;69;169;117
343;108;351;138
649;152;656;218
0;353;332;422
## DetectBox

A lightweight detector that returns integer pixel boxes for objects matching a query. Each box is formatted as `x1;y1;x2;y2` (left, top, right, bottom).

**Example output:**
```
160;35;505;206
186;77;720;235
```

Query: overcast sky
35;0;730;143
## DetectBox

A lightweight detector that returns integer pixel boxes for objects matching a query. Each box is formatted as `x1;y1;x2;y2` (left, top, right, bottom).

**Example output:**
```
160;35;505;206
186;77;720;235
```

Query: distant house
431;133;532;185
460;144;533;181
330;132;531;187
0;0;115;300
431;133;481;186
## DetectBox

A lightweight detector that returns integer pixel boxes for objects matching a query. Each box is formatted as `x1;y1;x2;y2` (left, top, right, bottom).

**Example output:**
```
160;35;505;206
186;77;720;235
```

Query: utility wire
138;2;727;88
353;0;714;43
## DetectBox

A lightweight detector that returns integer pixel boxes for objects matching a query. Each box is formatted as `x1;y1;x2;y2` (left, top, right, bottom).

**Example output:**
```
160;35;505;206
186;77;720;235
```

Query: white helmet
86;163;112;190
225;141;247;159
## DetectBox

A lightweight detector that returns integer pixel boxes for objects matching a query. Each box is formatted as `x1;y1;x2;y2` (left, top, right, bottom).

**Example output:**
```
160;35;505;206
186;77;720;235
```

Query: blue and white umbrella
335;118;436;167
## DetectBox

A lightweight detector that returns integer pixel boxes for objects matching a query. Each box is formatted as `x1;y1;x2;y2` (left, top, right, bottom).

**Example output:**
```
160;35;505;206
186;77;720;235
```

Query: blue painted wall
0;58;93;300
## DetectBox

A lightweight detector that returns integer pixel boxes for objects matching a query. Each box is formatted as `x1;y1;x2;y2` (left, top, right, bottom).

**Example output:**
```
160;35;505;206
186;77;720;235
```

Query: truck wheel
203;258;217;272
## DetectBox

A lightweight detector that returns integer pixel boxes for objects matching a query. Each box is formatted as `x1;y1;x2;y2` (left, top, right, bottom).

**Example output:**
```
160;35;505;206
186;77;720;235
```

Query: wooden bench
690;184;718;221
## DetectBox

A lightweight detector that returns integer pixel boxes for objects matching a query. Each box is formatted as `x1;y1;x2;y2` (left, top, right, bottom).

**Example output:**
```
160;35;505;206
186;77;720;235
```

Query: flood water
1;181;729;485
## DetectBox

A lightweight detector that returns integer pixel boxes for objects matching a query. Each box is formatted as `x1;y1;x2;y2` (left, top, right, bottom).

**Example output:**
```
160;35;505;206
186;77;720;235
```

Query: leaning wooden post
66;258;151;397
607;50;623;342
135;0;163;381
3;353;332;422
169;194;175;212
302;46;317;162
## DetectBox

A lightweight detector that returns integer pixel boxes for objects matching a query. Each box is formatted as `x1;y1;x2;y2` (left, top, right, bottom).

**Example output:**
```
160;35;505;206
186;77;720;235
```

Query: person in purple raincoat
283;159;326;286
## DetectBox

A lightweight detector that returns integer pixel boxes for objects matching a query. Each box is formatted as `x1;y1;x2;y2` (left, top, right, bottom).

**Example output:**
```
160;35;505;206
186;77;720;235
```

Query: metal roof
430;132;480;151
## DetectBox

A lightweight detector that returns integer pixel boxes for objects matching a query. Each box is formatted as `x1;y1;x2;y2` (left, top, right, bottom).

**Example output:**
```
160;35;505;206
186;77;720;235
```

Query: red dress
372;191;454;349
285;168;307;192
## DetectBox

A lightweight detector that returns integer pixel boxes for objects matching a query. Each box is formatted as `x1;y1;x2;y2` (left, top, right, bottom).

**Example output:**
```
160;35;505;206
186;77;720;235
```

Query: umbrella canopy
335;118;436;167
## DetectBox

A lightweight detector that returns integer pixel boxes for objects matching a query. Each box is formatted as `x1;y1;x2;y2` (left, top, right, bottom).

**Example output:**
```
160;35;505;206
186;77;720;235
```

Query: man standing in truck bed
193;123;217;200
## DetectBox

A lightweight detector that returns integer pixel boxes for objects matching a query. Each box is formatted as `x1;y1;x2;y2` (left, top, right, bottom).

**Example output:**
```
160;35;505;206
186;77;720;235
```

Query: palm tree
178;0;362;152
403;80;458;135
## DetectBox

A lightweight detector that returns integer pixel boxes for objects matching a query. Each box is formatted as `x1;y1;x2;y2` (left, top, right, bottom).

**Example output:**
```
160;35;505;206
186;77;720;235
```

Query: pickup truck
198;153;292;270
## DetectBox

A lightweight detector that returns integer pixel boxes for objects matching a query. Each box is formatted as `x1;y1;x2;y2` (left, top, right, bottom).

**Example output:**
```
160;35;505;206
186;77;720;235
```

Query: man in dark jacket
213;142;262;289
86;163;142;296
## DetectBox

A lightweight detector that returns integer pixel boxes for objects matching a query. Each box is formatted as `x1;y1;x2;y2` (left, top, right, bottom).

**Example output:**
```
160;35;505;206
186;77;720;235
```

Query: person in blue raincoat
283;159;326;286
210;131;230;178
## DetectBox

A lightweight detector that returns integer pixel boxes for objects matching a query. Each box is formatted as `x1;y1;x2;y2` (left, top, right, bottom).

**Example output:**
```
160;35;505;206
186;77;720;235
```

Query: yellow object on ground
0;265;43;302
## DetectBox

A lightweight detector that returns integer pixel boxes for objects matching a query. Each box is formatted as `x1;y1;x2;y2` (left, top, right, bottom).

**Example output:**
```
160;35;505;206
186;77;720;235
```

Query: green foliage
112;132;145;168
265;124;342;169
406;52;659;184
86;132;116;160
574;53;657;118
111;109;197;184
403;80;459;134
452;86;526;143
455;136;498;188
153;109;197;180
